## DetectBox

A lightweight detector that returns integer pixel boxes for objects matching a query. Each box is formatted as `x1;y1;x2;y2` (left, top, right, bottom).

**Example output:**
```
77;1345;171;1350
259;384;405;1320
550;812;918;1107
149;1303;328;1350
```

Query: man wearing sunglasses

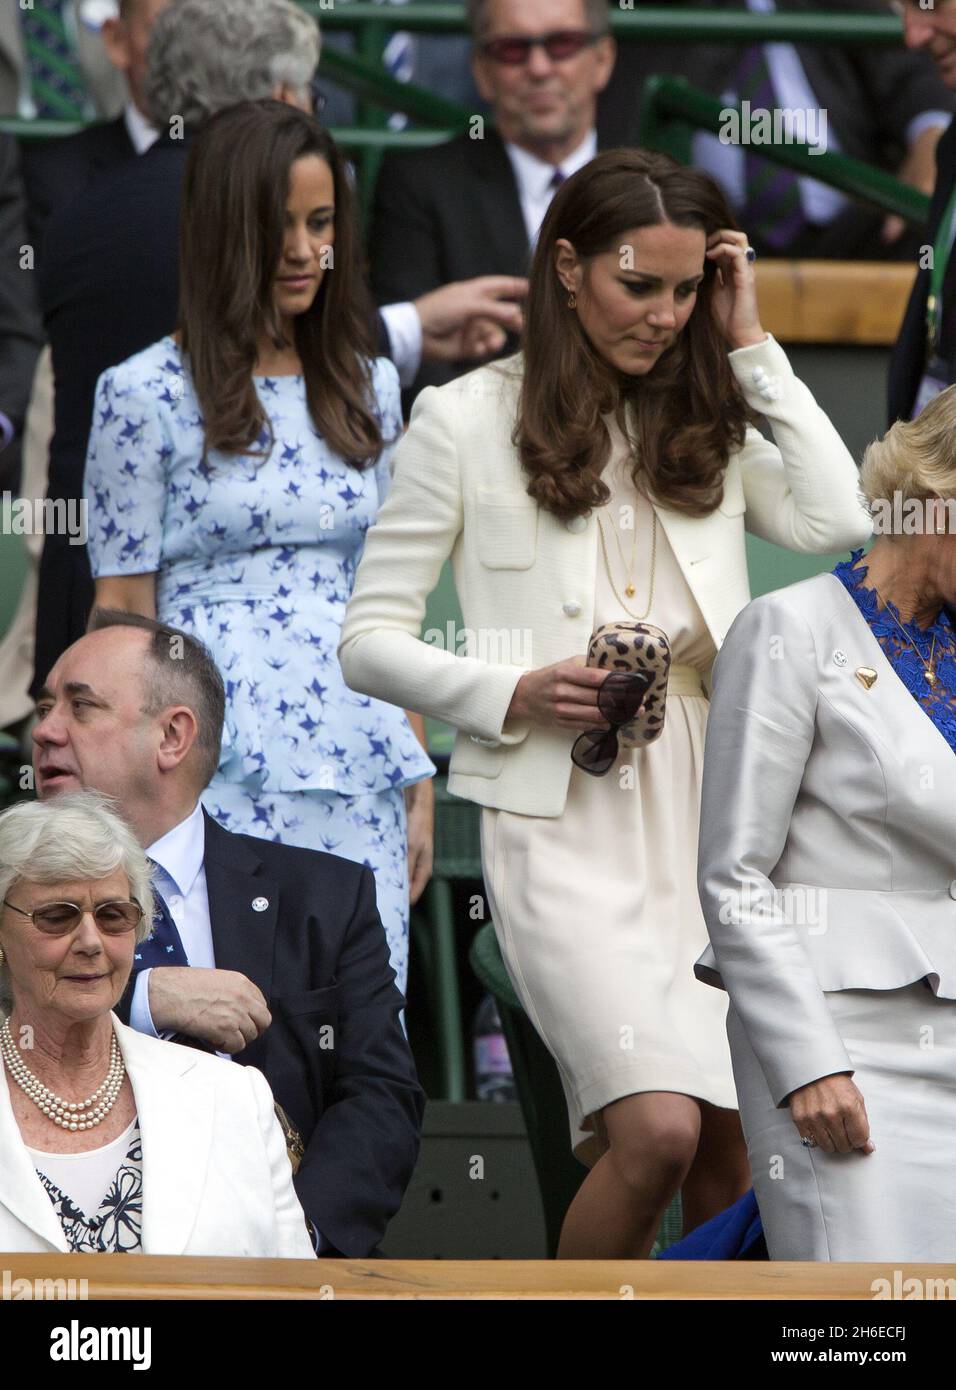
370;0;616;401
31;610;424;1259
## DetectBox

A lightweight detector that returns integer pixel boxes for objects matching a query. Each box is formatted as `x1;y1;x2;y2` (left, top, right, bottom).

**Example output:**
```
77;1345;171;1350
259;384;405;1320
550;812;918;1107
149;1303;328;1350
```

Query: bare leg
680;1101;750;1237
557;1091;701;1259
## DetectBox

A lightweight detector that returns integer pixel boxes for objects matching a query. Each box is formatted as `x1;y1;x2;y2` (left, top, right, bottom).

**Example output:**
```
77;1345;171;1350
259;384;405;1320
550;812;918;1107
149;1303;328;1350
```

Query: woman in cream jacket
340;150;872;1258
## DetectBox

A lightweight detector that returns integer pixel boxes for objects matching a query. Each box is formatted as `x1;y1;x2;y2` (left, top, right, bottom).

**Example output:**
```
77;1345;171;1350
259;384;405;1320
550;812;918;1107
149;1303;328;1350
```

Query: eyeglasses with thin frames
2;899;144;936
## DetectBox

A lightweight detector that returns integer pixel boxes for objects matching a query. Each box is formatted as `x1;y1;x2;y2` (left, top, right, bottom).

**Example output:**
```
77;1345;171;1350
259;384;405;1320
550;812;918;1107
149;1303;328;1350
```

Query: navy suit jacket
20;113;136;253
117;812;424;1258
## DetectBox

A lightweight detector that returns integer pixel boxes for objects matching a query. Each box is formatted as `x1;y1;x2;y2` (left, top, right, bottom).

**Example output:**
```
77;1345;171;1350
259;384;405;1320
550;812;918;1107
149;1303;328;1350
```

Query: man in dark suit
370;0;616;398
889;0;956;424
0;134;43;495
601;0;955;262
32;610;424;1257
19;0;167;249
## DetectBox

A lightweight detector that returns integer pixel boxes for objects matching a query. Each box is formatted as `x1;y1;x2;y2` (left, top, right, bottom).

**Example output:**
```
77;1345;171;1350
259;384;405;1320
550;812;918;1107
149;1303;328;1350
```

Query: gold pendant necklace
597;507;658;621
605;505;639;596
872;584;939;685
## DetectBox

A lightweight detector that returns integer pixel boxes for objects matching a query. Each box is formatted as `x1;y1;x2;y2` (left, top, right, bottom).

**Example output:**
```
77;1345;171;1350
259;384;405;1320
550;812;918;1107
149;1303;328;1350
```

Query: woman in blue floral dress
85;102;434;992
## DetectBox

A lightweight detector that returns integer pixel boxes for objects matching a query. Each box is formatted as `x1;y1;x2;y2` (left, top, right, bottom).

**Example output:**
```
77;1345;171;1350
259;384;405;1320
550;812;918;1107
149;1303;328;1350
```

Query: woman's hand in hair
706;228;767;353
506;658;614;733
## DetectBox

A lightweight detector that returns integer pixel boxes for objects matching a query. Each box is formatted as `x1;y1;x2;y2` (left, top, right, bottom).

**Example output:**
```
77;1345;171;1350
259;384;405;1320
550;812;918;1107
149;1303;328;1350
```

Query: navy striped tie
736;45;808;252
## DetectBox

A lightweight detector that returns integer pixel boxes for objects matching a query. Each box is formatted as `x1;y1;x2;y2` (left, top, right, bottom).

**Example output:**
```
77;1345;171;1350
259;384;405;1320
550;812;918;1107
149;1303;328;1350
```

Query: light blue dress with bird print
85;335;434;992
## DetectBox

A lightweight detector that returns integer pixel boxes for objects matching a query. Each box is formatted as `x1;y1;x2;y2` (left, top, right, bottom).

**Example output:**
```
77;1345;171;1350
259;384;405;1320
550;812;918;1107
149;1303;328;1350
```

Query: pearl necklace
0;1019;125;1131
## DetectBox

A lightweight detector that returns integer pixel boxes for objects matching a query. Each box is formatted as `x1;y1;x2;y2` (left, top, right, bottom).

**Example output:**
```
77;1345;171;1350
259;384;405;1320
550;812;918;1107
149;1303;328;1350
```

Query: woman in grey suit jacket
341;149;871;1259
696;384;956;1260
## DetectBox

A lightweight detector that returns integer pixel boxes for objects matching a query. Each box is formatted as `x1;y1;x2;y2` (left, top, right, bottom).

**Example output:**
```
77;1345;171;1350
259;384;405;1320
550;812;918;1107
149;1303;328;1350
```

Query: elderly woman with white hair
0;792;314;1257
696;382;956;1260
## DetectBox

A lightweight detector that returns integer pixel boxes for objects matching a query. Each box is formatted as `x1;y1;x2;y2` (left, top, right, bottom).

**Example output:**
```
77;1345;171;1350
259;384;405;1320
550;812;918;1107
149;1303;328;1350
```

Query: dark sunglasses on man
481;29;601;65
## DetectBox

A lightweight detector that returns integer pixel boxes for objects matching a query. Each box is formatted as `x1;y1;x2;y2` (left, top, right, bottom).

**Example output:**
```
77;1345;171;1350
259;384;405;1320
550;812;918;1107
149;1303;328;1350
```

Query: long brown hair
179;100;384;468
517;148;755;519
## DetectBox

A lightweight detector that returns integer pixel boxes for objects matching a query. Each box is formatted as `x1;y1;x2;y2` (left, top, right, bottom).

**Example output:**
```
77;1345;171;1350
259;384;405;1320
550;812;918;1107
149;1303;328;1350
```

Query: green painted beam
305;3;904;44
319;45;475;128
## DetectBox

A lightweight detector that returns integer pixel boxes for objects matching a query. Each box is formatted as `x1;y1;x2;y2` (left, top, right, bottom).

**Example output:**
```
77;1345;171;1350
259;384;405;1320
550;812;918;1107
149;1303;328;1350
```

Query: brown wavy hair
179;100;384;468
517;148;756;519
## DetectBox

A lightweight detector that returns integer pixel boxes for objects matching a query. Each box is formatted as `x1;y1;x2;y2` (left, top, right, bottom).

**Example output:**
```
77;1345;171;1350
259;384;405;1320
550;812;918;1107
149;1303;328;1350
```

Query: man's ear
592;36;616;96
100;18;131;74
471;51;495;105
156;706;199;774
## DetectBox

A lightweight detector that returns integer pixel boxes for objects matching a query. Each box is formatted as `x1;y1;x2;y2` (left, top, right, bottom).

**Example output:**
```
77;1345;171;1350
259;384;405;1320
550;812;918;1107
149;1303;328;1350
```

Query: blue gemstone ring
745;246;757;263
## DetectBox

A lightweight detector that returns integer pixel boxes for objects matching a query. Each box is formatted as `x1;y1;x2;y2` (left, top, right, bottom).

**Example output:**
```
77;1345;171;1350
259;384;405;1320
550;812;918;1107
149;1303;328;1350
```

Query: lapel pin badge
251;896;269;912
855;667;878;690
832;649;848;667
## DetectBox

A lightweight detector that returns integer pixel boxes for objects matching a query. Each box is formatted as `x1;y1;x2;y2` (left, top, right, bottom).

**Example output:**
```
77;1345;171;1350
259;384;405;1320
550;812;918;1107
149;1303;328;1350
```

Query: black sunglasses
3;898;144;936
480;30;601;65
571;670;652;777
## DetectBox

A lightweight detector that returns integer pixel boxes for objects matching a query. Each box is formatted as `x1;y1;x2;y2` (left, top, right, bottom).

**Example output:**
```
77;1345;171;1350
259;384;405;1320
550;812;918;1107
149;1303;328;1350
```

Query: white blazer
696;572;956;1108
339;336;872;817
0;1018;315;1258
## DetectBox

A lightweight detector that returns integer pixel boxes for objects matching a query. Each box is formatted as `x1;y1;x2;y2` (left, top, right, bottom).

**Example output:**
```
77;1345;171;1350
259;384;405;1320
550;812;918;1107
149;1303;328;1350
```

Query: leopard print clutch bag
585;621;672;747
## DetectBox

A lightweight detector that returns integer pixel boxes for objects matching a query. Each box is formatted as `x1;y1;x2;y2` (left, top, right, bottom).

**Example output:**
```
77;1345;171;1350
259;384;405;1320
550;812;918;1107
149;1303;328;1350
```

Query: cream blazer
0;1018;315;1258
339;336;872;817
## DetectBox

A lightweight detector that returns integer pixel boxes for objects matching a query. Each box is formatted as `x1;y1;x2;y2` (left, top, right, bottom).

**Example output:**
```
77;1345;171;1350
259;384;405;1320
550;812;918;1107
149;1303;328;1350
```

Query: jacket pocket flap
277;984;339;1020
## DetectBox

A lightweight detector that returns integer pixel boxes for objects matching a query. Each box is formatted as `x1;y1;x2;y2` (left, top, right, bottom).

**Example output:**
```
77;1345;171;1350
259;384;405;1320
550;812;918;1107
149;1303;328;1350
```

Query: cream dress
481;429;739;1164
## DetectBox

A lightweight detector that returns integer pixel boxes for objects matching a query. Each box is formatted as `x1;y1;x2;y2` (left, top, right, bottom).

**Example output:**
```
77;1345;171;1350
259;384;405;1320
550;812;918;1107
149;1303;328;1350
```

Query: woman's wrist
405;777;434;806
728;328;769;352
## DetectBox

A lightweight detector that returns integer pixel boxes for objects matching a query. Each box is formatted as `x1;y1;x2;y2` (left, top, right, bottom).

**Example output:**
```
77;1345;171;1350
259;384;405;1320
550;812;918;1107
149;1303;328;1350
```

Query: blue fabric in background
658;1189;766;1260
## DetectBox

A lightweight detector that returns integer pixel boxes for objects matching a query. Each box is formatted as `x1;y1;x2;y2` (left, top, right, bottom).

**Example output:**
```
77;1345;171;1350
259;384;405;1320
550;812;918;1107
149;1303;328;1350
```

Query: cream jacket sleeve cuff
727;334;872;556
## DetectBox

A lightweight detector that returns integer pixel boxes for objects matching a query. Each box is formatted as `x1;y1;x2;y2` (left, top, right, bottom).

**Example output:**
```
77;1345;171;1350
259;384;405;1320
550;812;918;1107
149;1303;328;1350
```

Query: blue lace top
831;549;956;753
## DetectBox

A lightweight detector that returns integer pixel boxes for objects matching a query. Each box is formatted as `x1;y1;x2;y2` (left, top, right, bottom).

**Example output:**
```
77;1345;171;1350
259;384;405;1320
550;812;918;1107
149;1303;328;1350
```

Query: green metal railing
5;7;928;227
639;75;933;226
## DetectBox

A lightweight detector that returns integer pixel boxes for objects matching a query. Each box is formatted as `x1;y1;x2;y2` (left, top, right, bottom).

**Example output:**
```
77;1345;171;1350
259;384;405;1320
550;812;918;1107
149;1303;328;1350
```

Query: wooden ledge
4;1254;954;1299
754;259;917;345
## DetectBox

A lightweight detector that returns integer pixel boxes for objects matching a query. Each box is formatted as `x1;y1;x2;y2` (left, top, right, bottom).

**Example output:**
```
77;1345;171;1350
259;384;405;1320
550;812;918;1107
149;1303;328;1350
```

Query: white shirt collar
145;803;205;900
504;127;598;203
123;100;160;156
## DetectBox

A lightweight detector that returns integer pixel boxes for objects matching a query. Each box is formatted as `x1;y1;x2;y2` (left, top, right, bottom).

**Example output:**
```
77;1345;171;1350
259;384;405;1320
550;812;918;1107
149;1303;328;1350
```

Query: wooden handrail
3;1254;952;1299
754;260;917;346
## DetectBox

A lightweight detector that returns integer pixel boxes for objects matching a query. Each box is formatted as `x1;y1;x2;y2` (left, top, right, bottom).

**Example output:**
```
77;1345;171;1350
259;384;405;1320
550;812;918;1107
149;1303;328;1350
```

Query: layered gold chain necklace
596;497;658;621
